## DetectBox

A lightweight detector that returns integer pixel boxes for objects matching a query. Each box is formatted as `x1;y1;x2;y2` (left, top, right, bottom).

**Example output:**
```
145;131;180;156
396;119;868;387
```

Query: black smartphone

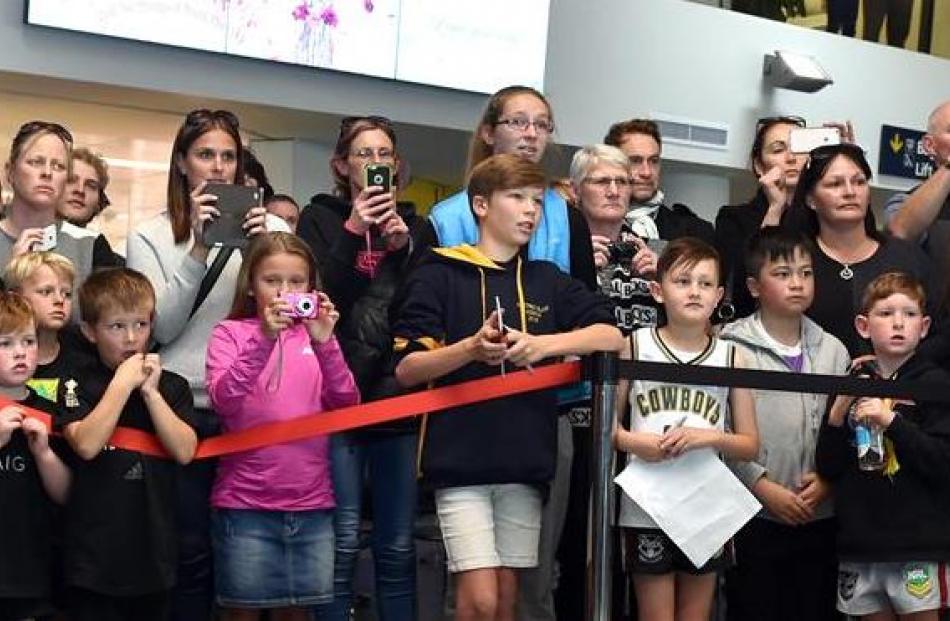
364;164;393;194
202;184;262;247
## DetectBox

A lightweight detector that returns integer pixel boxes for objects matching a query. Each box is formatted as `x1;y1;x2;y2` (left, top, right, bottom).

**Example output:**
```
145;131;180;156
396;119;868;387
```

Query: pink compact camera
282;292;320;320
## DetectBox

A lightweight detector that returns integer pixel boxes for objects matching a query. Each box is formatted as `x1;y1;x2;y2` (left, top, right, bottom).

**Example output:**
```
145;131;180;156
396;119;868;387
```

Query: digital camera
282;292;320;320
607;241;638;264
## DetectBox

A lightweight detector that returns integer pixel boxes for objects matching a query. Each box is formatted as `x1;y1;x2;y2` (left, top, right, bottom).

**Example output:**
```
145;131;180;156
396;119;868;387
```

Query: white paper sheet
615;448;761;567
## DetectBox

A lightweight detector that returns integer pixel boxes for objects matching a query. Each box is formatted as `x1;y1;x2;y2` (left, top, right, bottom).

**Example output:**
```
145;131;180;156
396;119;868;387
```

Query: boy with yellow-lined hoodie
392;153;621;621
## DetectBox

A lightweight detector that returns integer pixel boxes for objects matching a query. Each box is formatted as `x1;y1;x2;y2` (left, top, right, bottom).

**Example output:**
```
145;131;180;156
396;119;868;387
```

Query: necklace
816;236;876;281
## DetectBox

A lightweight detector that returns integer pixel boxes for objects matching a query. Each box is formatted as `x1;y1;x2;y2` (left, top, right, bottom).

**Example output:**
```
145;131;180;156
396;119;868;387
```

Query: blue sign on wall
878;124;934;181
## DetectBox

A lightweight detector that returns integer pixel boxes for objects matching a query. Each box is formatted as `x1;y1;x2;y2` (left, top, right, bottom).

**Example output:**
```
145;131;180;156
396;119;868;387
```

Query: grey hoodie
720;313;850;522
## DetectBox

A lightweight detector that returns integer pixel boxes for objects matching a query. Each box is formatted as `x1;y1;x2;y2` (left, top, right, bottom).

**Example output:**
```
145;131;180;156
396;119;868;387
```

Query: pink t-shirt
206;319;360;510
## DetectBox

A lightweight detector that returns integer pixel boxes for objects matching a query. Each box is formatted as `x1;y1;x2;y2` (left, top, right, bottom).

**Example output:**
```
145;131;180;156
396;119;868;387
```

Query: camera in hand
282;292;320;320
607;241;638;264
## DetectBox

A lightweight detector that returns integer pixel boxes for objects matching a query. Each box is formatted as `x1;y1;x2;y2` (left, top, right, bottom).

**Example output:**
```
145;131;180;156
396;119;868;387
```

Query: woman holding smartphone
126;108;287;621
715;116;853;320
1;121;122;314
297;115;419;621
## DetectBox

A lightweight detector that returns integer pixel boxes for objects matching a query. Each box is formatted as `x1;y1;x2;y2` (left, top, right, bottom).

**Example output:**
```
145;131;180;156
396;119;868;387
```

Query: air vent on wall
652;114;729;150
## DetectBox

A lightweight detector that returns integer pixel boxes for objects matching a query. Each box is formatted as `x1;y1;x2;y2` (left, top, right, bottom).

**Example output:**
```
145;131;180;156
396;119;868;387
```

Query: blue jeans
315;431;417;621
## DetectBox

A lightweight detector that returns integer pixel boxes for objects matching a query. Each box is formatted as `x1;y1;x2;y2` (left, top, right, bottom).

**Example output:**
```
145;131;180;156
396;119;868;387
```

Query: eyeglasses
185;109;240;129
350;147;395;161
755;115;806;130
15;121;74;148
807;142;866;161
583;176;632;190
800;143;870;184
495;117;555;134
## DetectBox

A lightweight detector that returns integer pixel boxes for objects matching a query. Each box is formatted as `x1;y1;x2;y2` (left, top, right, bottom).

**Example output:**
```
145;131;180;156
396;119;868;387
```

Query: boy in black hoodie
392;154;622;621
816;271;950;620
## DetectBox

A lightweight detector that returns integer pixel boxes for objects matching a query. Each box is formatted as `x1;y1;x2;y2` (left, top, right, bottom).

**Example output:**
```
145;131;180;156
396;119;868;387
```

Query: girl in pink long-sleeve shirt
206;232;359;621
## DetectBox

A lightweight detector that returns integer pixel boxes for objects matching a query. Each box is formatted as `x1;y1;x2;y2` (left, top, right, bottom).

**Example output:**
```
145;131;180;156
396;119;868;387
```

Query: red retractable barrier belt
0;361;582;460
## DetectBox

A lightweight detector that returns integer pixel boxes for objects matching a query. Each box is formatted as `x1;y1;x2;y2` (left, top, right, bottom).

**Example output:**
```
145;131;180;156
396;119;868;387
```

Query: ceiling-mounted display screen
25;0;550;94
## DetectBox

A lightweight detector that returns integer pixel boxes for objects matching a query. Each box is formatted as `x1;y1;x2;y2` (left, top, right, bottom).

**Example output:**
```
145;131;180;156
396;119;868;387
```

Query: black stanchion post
588;351;619;621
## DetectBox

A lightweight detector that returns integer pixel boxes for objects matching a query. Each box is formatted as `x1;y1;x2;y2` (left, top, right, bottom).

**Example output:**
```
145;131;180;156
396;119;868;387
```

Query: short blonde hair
3;251;76;291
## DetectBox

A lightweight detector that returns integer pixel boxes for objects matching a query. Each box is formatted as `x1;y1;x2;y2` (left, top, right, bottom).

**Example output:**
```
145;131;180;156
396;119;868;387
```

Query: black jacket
654;202;715;246
815;354;950;562
298;193;420;414
392;245;615;491
714;192;769;321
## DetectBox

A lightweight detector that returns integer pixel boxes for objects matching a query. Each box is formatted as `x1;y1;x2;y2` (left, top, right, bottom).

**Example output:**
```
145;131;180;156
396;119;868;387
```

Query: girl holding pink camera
205;231;360;621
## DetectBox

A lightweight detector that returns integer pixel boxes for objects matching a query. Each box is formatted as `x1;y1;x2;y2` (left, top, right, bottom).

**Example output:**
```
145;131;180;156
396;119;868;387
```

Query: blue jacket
428;188;571;274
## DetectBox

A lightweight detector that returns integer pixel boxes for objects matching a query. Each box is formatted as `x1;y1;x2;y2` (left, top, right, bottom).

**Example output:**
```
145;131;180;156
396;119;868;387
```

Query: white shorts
838;561;949;616
435;484;543;573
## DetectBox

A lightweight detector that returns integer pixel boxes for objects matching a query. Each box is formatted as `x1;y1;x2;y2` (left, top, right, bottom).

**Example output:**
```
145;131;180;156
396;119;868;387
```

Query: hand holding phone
789;127;841;153
364;164;393;195
36;224;57;251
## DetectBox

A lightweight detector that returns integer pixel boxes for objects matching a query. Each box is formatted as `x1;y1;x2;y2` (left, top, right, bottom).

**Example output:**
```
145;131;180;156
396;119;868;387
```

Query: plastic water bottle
850;361;885;472
853;412;885;471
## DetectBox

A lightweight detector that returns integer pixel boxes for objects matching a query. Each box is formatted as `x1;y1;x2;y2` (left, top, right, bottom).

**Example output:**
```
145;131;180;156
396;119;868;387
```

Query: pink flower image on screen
292;2;310;20
319;5;338;27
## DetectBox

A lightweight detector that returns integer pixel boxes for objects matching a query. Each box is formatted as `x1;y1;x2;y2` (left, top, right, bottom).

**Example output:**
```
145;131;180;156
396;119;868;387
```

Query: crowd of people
0;86;949;621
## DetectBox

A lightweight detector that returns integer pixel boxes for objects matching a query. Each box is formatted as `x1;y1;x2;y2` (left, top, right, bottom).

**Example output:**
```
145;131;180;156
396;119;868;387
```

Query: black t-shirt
28;326;96;405
807;236;934;357
0;390;63;599
57;360;195;596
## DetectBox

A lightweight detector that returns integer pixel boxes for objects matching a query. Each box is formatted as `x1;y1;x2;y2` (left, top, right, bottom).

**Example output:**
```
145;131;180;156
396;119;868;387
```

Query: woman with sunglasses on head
1;121;123;317
419;85;595;621
715;117;854;320
126;108;288;621
786;143;934;357
296;115;419;621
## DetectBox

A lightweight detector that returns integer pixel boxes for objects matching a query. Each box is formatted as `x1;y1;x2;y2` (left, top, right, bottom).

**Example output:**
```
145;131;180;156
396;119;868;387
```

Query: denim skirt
211;508;334;608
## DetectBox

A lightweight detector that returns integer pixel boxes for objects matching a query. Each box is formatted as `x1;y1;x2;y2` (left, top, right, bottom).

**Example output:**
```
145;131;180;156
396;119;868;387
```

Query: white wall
249;139;332;206
3;0;949;198
545;0;950;191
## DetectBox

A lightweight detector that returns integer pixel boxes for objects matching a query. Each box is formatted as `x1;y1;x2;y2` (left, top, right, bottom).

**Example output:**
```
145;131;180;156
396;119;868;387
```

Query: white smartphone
35;224;57;251
789;127;841;153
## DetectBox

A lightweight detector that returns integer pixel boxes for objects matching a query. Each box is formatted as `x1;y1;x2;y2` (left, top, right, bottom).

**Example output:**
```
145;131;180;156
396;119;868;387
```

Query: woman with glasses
571;144;658;332
1;121;123;317
296;115;419;621
423;85;596;289
787;143;933;356
715;117;854;320
126;108;287;621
